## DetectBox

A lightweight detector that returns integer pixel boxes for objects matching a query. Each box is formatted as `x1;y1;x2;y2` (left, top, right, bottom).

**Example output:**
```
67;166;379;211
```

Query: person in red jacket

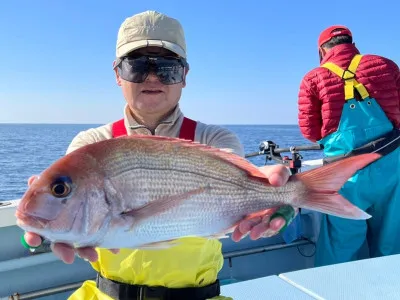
298;25;400;266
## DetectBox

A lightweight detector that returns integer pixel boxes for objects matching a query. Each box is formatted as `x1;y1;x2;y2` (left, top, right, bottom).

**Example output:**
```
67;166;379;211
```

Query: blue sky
1;0;399;125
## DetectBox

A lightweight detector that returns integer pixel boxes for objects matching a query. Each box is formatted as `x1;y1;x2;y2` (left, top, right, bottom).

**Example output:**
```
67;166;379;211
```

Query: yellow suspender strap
322;54;369;100
347;54;362;73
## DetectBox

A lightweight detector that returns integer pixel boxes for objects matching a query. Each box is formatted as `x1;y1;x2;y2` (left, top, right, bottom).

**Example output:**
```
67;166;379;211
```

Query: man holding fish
18;10;302;300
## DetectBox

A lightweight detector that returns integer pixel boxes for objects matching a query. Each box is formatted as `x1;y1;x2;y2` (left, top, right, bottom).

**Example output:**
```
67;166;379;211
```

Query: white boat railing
0;200;19;228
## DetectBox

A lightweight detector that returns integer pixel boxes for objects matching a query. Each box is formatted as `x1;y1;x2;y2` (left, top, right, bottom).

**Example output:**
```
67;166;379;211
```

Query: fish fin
208;210;277;240
207;221;248;240
201;151;272;181
118;135;271;181
208;233;230;239
122;185;210;230
219;148;235;154
118;134;193;143
217;235;230;239
207;209;279;241
292;153;381;220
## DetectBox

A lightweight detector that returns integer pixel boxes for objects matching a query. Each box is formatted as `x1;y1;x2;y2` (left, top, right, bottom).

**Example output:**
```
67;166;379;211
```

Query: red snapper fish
15;135;379;249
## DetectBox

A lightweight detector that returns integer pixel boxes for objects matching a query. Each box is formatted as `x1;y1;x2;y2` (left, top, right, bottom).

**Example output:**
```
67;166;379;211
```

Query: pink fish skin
15;135;380;249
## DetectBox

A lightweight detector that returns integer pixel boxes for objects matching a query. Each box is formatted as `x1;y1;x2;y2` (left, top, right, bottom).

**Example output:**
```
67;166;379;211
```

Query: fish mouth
15;210;48;229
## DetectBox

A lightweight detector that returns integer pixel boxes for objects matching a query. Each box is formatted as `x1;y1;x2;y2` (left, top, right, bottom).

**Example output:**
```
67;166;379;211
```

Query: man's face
114;46;188;118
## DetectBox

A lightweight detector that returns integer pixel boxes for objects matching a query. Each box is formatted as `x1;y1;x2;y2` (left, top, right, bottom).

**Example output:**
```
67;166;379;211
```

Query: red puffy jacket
298;43;400;142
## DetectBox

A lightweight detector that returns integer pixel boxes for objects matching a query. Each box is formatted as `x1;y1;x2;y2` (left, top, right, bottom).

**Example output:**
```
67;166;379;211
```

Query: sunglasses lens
118;57;148;83
118;56;185;84
155;60;185;84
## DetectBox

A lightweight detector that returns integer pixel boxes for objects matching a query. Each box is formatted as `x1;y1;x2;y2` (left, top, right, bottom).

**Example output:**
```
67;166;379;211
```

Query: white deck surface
222;254;400;299
279;254;400;300
221;275;313;299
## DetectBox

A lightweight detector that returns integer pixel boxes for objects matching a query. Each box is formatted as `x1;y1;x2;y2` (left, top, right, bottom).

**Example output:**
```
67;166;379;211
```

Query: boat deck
221;253;400;299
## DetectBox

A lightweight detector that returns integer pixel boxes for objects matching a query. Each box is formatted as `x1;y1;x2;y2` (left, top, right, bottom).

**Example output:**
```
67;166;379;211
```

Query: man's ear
318;47;327;63
113;60;122;86
182;66;189;88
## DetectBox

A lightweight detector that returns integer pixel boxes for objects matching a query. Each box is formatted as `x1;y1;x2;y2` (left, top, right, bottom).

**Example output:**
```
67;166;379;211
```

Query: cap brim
117;40;186;58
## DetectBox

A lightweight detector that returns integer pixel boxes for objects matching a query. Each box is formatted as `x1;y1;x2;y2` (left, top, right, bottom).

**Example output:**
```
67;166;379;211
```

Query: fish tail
291;153;381;220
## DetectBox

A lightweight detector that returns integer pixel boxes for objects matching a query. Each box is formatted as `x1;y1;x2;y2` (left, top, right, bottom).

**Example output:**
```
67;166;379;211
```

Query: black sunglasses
115;55;188;85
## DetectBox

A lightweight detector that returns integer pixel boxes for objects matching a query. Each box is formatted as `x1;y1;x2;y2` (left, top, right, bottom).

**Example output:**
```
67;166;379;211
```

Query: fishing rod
245;140;323;174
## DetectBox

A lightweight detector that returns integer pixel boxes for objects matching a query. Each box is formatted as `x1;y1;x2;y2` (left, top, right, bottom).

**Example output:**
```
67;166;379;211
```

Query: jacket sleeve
298;77;322;142
65;125;113;154
197;124;245;157
397;67;400;110
65;131;98;154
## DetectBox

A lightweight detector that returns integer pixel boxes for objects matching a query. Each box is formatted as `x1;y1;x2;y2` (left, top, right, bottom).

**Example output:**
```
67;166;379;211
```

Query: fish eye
50;176;72;198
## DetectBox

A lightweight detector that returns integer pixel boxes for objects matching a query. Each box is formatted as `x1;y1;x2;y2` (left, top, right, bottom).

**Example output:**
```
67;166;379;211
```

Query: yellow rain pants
68;237;232;299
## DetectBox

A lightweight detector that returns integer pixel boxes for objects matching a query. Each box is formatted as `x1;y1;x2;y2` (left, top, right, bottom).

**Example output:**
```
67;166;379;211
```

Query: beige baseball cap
116;11;187;59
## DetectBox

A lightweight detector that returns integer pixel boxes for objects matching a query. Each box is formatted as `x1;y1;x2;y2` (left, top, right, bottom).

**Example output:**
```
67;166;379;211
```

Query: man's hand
22;175;119;264
232;164;299;242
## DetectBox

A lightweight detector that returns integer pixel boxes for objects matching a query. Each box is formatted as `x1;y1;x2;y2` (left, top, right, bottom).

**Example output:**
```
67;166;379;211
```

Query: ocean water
0;124;323;201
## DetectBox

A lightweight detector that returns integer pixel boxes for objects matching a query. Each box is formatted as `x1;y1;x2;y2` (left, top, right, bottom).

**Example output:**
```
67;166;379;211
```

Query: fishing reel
246;140;323;174
259;141;303;174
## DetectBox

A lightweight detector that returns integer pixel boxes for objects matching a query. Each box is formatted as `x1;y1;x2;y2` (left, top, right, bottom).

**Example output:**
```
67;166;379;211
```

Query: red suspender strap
111;117;196;140
179;117;197;141
111;118;127;138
